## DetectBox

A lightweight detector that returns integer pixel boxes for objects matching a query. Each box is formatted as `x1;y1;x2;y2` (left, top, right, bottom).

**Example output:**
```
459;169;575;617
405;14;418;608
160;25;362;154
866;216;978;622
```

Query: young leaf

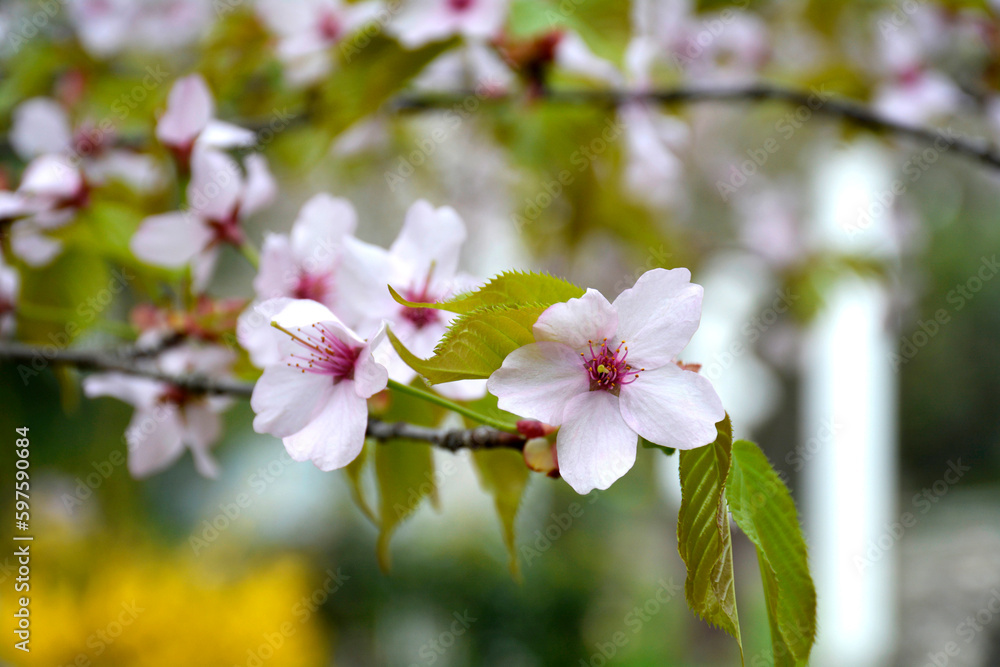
344;440;377;525
727;440;817;666
677;416;743;663
472;449;530;580
390;270;584;314
388;303;547;383
374;440;437;572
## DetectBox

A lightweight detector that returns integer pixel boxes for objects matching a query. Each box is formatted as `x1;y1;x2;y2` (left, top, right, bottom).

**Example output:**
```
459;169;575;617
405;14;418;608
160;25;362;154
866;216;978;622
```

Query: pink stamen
581;338;643;393
279;323;361;382
293;271;333;303
449;0;474;11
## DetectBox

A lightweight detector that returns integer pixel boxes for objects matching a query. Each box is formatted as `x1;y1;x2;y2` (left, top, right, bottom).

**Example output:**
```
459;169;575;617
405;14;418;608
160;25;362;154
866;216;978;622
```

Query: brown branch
0;342;526;451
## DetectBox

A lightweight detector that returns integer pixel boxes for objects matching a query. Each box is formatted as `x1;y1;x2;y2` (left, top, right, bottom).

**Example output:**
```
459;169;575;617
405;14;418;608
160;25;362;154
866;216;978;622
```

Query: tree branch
0;342;526;451
388;83;1000;170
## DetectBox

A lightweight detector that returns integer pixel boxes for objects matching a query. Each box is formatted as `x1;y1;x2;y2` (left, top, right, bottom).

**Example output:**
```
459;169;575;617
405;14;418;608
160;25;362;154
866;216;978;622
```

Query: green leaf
472;449;530;580
677;416;743;663
390;270;584;314
344;441;377;525
727;440;817;667
374;440;437;572
640;436;675;456
388;303;547;383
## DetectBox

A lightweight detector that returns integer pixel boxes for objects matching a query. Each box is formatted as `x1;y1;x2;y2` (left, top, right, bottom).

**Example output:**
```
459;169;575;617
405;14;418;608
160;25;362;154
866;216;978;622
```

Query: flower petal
125;405;187;478
83;372;163;407
254;234;299;300
390;199;466;280
238;298;294;368
156;74;213;149
353;325;389;398
239;154;276;217
187;148;243;222
533;288;618;351
611;268;703;368
290;193;358;260
337;237;397;327
10;98;72;159
198;119;257;149
182;401;222;478
487;341;589;424
282;380;368;471
556;390;637;494
130;211;213;267
251;361;335;438
19;154;83;201
618;363;724;450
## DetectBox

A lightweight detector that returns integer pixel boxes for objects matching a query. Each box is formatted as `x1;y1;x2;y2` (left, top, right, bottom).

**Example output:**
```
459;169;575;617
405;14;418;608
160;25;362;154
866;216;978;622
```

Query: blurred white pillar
803;143;898;666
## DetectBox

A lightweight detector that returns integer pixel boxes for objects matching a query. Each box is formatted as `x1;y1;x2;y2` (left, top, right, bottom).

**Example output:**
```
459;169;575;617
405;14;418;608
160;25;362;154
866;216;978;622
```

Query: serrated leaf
727;440;817;667
388;303;547;383
390;270;584;314
677;416;743;663
472;448;529;580
374;440;437;572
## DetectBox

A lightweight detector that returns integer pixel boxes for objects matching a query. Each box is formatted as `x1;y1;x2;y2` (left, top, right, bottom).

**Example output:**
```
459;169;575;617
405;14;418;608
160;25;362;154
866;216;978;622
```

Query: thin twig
0;342;526;451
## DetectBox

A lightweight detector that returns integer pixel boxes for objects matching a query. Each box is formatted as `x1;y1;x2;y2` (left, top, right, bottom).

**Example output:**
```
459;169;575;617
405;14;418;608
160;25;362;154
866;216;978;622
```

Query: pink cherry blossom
10;97;163;192
0;251;19;337
68;0;210;58
155;75;256;163
250;299;388;471
487;268;724;494
256;0;381;86
390;0;508;48
238;193;358;367
83;344;236;478
338;199;485;399
131;147;275;290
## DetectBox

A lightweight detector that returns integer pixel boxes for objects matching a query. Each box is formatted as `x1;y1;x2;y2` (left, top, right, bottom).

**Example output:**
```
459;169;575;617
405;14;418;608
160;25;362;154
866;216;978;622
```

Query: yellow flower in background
0;530;331;667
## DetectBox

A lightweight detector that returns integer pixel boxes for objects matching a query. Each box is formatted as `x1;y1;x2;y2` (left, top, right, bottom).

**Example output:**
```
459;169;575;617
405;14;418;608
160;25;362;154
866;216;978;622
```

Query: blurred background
2;0;1000;665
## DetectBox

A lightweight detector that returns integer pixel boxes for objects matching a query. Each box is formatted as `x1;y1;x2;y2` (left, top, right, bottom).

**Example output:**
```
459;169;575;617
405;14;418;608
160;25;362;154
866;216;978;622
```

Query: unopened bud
523;437;558;476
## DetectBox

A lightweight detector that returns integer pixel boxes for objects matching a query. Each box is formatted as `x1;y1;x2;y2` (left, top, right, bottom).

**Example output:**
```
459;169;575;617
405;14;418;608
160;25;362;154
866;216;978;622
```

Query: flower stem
386;379;518;434
239;242;260;269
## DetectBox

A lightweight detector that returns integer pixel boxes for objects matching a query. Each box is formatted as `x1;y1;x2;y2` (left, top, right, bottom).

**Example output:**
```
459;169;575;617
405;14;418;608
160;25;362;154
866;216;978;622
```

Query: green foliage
676;416;743;662
374;439;437;572
727;440;817;667
390;270;584;314
389;271;585;383
472;448;530;580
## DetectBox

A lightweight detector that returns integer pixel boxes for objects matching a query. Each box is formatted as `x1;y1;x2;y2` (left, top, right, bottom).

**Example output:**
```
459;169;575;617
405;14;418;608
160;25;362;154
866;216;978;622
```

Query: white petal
390;199;466;280
337;237;397;327
19;155;83;201
254;234;299;300
533;288;618;351
238;299;292;368
487;341;590;424
555;32;624;86
130;211;213;267
190;247;220;293
251;362;335;438
353;326;389;398
83;372;163;407
434;378;488;401
282;381;368;471
10;98;72;159
125;405;187;478
238;154;276;217
182;401;222;478
290;193;358;260
611;268;703;368
556;391;638;494
618;363;724;450
197;119;257;149
156;74;213;149
10;221;62;267
187;148;242;222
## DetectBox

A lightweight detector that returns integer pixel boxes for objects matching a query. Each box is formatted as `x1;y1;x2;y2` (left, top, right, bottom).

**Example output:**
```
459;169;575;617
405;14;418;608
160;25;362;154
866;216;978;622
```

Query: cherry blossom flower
487;268;724;493
390;0;508;49
83;344;236;478
238;193;358;366
10;97;163;191
256;0;381;86
250;299;388;471
155;75;256;164
68;0;211;58
338;199;485;399
0;252;19;337
131;147;275;290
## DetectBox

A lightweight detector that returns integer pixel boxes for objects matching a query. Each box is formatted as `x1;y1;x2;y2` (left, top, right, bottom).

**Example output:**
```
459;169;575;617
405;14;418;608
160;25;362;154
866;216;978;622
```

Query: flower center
293;271;333;303
448;0;474;12
581;338;642;393
318;11;342;42
397;272;442;331
275;322;361;382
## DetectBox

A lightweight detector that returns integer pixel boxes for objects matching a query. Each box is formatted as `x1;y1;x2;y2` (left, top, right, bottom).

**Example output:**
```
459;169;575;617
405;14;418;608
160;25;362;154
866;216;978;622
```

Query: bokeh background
2;0;1000;665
